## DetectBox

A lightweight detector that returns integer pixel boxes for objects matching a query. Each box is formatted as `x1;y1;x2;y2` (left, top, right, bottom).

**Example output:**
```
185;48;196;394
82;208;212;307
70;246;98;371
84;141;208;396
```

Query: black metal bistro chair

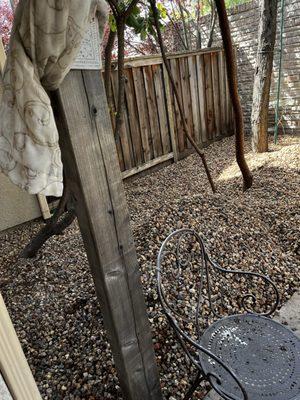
156;229;300;400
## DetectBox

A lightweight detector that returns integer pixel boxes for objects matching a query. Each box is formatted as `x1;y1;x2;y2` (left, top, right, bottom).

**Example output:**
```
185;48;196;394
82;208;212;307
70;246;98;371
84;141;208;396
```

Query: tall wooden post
50;69;162;399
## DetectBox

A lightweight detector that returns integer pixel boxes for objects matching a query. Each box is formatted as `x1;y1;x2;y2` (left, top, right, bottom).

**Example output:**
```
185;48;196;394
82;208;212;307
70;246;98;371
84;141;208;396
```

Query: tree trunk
251;0;278;153
114;17;126;141
215;0;253;190
207;4;216;48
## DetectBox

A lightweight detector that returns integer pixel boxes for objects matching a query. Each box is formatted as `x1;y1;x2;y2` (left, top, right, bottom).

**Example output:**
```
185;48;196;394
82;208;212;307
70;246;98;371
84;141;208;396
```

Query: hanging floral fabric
0;0;107;197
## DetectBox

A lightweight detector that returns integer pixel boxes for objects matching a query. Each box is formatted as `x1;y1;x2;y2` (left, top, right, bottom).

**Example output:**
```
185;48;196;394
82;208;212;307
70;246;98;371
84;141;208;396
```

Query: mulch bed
0;135;299;399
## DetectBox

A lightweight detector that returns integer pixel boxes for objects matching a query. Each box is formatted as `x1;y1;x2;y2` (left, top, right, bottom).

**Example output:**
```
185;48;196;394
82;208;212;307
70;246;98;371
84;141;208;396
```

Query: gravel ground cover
0;135;299;400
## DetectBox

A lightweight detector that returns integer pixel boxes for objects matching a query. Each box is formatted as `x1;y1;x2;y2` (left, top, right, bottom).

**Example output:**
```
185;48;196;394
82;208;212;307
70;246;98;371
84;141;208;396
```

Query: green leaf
108;14;117;32
140;30;147;40
157;3;167;19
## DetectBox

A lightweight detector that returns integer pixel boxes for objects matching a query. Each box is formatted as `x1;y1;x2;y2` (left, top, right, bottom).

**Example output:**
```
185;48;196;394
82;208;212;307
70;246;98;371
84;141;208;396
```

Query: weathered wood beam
122;152;174;179
50;70;162;400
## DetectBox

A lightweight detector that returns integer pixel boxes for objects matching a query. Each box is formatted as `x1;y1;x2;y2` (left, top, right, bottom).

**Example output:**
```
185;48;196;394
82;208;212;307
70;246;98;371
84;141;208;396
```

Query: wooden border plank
0;293;42;400
122;153;174;179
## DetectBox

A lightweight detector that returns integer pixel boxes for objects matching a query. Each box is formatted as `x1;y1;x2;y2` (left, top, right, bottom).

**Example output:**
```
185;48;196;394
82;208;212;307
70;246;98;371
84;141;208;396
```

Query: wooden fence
106;48;234;178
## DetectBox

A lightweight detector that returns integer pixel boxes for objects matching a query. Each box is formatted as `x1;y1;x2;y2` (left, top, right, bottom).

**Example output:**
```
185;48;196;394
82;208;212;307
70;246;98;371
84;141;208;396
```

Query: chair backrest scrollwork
157;229;280;348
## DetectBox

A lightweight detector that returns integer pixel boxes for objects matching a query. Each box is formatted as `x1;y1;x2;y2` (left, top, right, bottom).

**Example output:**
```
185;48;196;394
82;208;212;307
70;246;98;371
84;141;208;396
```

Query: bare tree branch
20;178;76;258
150;0;216;193
207;3;217;48
104;29;117;112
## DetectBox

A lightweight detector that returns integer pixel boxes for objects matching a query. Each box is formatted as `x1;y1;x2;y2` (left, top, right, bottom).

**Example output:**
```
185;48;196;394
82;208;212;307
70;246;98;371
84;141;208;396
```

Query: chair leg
183;370;202;400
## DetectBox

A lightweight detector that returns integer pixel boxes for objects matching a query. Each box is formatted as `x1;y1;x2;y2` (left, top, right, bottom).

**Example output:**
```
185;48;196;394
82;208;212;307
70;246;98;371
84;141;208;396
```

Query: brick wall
199;0;300;135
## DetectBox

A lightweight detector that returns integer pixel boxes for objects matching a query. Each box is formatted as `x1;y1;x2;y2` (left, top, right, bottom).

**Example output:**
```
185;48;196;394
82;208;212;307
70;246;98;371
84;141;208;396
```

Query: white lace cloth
0;0;107;197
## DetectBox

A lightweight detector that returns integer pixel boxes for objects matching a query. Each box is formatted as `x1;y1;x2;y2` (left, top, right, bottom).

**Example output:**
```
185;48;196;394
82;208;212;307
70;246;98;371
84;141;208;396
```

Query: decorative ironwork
156;229;299;400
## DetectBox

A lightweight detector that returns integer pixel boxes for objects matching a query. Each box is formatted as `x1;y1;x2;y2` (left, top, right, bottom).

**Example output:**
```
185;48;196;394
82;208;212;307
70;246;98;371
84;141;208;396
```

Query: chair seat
199;314;300;400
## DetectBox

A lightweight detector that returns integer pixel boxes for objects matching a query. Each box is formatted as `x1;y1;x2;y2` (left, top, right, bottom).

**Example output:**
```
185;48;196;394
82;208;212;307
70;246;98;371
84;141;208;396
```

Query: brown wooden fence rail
105;48;234;179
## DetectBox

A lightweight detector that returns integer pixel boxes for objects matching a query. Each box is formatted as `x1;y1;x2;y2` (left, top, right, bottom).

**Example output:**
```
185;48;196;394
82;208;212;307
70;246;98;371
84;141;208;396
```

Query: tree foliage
0;1;13;50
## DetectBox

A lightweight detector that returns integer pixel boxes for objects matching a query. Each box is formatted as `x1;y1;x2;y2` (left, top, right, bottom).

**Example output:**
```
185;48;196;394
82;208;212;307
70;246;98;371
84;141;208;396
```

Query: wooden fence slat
179;57;193;149
196;54;208;144
132;68;153;162
143;66;163;158
153;65;171;154
203;53;215;141
218;51;226;137
124;69;144;166
188;56;201;145
111;72;134;170
224;58;231;133
107;49;233;174
111;77;126;172
53;70;162;400
170;58;185;154
111;47;223;70
211;52;221;138
162;64;178;162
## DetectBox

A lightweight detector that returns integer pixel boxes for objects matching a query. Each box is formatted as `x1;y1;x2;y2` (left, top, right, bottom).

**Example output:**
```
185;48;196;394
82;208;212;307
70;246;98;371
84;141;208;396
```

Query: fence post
51;69;162;400
162;63;178;162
